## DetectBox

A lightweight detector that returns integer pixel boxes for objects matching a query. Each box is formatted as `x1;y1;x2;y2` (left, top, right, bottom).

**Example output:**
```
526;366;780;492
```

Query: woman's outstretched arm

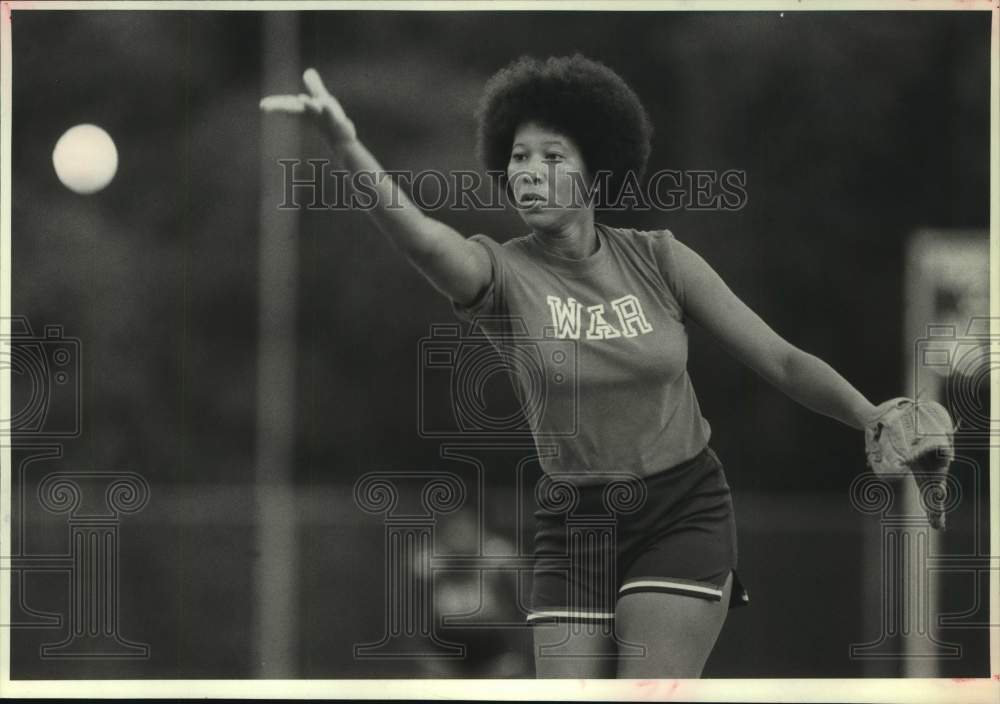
672;239;877;430
260;68;491;305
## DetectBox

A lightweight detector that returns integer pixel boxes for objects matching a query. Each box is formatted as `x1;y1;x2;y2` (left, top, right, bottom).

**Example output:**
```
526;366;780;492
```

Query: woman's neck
533;218;599;260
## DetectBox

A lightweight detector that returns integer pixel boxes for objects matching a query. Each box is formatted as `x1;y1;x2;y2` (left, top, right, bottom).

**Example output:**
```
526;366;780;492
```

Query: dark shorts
528;446;749;623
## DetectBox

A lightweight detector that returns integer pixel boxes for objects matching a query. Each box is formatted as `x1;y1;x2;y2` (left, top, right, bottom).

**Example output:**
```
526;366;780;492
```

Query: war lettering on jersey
546;295;582;338
611;294;654;337
586;304;621;340
546;294;653;340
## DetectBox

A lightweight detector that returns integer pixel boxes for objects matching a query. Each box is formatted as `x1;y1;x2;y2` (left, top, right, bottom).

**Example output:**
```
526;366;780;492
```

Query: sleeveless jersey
452;222;711;482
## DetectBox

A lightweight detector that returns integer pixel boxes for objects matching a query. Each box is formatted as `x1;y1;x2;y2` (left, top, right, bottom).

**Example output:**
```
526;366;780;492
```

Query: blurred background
6;8;991;678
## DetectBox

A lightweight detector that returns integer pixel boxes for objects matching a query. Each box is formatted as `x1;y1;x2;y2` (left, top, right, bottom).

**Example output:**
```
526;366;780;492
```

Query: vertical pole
253;11;300;677
901;232;940;677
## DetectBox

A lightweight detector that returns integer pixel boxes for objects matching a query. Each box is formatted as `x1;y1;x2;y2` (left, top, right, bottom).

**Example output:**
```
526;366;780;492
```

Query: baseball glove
864;397;955;529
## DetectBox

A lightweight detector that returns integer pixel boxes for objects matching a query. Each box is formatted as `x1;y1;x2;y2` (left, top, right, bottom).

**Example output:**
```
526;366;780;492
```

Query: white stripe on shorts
618;579;723;598
526;610;616;622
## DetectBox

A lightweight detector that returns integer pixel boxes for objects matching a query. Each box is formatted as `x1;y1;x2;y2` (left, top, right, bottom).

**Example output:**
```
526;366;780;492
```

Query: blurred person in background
409;507;530;678
261;55;883;678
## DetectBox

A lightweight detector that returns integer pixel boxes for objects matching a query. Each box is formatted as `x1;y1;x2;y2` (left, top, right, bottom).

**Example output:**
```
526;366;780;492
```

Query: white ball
52;124;118;195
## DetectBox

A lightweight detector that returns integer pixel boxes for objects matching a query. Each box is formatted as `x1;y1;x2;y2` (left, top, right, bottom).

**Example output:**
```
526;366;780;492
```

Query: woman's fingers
259;93;325;116
302;68;347;118
302;68;330;99
261;69;356;143
301;68;353;129
260;69;340;116
259;95;308;113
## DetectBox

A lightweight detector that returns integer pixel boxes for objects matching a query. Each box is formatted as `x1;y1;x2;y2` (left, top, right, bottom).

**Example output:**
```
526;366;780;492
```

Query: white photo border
0;0;996;700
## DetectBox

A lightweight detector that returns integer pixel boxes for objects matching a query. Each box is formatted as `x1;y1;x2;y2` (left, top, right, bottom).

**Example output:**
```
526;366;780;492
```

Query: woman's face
507;122;592;230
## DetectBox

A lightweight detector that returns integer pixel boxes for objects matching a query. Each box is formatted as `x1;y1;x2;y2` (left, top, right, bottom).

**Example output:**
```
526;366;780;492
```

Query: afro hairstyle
475;54;653;202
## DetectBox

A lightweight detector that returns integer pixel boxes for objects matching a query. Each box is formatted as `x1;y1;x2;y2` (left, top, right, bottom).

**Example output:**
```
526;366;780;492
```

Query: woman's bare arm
673;240;876;430
260;68;490;304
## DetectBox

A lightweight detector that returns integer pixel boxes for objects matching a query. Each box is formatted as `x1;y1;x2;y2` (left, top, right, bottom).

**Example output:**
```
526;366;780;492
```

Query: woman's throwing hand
259;67;357;147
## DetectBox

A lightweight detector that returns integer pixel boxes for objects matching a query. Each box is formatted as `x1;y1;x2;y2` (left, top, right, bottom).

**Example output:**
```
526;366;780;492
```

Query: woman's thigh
531;620;618;678
613;571;733;678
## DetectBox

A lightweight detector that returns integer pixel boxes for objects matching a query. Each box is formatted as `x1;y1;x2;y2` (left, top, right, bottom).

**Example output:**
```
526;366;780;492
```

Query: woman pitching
261;55;952;678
